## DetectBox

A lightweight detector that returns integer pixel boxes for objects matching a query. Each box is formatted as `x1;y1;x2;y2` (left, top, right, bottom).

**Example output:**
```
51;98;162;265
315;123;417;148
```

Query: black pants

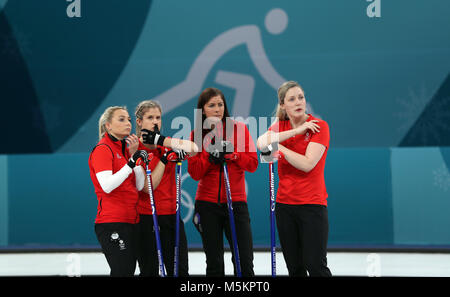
95;223;138;277
136;214;189;277
193;200;254;277
275;203;332;277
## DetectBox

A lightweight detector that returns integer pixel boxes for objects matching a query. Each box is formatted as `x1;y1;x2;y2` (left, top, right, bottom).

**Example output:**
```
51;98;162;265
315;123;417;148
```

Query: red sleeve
267;120;281;133
310;120;330;148
91;145;113;173
234;123;258;173
187;150;211;181
187;130;212;181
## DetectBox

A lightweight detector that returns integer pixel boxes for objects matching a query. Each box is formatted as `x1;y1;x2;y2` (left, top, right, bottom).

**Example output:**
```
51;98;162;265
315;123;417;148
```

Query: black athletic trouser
193;200;254;277
275;203;332;277
95;223;138;277
136;214;189;277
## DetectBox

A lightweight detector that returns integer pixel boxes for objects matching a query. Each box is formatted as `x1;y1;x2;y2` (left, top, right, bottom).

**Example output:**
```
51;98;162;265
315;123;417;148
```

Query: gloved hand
260;142;280;163
128;150;149;168
173;149;189;161
207;141;234;165
208;148;225;165
141;124;165;146
160;149;188;165
224;152;239;161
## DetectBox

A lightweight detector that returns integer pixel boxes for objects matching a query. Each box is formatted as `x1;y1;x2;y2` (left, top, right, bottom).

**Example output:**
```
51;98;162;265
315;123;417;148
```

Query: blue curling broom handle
222;162;242;277
174;162;182;277
269;162;276;277
146;165;166;277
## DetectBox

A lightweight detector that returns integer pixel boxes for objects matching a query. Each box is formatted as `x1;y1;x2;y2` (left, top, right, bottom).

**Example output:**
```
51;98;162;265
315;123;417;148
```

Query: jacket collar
106;133;127;157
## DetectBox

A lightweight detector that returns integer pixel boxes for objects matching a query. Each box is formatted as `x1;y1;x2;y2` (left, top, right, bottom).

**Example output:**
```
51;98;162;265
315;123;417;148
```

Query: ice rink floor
1;251;450;277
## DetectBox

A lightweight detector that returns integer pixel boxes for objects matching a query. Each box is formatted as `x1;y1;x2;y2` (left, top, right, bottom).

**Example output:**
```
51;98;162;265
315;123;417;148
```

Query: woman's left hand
126;134;140;156
294;120;320;136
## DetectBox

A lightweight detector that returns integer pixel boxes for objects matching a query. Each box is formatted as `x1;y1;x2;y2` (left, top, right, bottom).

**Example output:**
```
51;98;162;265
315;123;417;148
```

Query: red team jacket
269;114;330;206
89;116;327;222
89;134;140;224
136;140;178;216
188;120;258;203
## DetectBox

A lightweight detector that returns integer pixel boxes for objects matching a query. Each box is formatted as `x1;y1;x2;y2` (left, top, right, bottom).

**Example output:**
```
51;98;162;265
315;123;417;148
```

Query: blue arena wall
1;147;449;250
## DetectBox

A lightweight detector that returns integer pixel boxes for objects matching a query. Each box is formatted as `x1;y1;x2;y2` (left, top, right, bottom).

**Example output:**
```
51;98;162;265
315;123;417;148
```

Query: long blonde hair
134;100;163;137
274;81;305;120
98;106;128;141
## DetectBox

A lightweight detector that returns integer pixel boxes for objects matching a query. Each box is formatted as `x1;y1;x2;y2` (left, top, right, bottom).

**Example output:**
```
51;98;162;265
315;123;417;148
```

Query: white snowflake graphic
395;79;450;145
433;164;450;192
410;95;450;145
394;84;431;134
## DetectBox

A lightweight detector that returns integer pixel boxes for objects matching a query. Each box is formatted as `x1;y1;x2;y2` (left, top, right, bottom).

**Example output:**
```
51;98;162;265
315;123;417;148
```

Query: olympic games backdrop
0;0;449;249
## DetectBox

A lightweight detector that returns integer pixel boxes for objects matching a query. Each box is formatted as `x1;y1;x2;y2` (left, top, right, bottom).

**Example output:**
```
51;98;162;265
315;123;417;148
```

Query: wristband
127;159;136;168
155;134;165;146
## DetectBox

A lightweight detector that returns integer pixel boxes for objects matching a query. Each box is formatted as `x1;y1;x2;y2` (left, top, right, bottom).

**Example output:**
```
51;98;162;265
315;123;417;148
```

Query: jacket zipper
121;139;139;223
217;165;223;204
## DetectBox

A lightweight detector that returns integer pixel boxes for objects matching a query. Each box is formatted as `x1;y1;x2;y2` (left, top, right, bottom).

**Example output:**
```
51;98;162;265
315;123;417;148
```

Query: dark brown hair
196;87;231;140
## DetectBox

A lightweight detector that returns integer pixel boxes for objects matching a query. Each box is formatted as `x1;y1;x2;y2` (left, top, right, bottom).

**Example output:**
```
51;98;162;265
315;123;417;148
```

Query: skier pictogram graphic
154;8;317;118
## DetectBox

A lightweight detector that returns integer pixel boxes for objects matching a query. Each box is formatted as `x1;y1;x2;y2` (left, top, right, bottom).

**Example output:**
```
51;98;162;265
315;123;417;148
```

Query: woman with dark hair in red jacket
188;87;258;276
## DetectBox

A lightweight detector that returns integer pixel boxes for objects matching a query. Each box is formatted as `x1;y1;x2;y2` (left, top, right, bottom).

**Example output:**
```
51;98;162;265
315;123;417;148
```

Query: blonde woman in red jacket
89;106;148;276
257;81;332;277
134;99;198;277
188;87;258;276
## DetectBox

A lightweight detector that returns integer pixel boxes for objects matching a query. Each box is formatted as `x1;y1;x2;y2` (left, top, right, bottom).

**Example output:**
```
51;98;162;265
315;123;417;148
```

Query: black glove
141;125;165;146
260;146;272;156
173;149;188;162
208;148;225;165
260;142;279;163
160;149;188;165
207;141;234;165
128;150;149;168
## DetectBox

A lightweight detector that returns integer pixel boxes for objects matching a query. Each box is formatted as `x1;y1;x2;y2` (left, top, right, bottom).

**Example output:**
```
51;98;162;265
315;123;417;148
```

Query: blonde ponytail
98;106;127;141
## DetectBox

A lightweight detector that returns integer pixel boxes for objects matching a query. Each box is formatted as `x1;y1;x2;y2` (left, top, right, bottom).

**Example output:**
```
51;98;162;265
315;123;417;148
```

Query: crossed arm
256;120;326;173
